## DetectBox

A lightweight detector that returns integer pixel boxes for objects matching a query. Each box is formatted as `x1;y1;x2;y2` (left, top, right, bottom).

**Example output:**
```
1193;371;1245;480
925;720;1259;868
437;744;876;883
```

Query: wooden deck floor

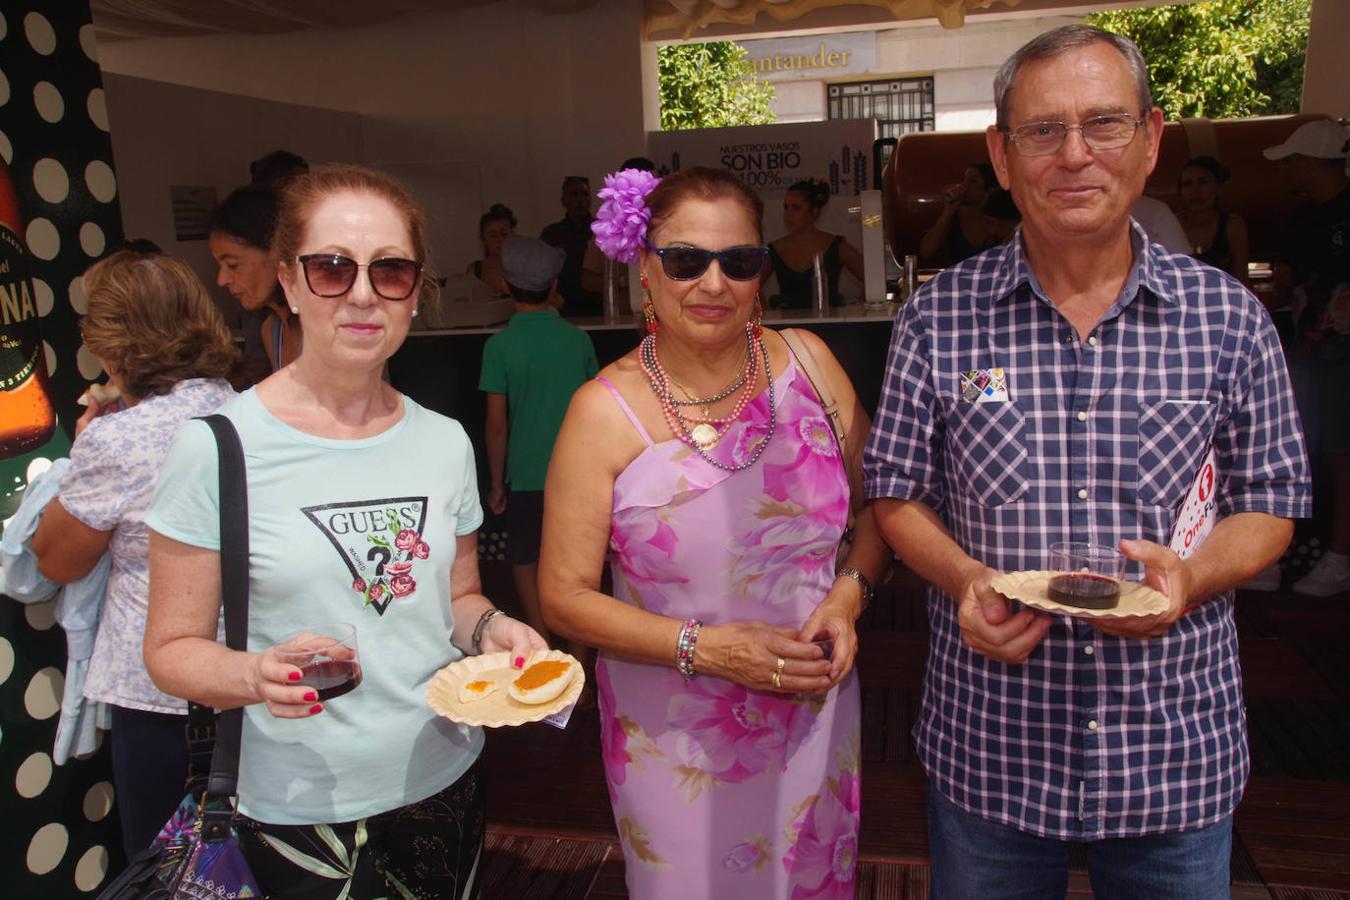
480;565;1350;897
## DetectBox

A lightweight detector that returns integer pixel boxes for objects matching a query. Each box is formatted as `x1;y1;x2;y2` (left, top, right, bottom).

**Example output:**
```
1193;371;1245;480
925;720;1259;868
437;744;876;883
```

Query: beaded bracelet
675;618;703;682
471;608;506;655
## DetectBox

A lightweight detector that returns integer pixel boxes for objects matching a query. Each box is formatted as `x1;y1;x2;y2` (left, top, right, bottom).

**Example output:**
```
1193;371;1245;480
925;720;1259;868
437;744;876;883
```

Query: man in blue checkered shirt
864;25;1311;898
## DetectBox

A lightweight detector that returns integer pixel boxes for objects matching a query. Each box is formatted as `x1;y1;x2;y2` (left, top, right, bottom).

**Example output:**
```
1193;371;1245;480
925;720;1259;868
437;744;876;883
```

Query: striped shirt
864;224;1311;840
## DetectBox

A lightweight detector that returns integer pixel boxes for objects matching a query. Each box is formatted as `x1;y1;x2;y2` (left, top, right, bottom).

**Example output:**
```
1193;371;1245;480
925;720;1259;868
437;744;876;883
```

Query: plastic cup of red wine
1047;543;1126;610
274;623;362;702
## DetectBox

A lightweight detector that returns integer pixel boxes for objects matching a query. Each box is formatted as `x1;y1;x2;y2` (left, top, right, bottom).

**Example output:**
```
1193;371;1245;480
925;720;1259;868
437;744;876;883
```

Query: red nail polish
514;656;525;669
309;703;323;714
303;691;317;702
288;671;302;681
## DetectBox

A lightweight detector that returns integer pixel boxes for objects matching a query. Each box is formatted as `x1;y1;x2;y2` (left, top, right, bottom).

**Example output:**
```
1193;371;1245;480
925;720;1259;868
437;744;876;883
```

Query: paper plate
990;570;1170;619
427;648;584;727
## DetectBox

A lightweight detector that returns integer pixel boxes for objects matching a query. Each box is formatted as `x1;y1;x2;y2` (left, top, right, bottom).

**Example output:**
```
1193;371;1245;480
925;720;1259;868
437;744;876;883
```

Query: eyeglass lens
656;246;767;281
300;255;421;300
1013;115;1140;155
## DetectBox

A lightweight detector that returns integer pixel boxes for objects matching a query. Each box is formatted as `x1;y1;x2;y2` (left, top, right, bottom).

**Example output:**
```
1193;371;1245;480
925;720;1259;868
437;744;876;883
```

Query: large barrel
883;113;1332;264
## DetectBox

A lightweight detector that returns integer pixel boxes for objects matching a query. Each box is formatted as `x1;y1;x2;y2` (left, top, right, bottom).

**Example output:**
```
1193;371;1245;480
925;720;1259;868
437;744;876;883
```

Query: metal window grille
828;77;935;139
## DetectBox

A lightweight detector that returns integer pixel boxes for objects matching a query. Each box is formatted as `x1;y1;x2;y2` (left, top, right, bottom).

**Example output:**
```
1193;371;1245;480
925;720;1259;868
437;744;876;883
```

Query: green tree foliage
1087;0;1310;119
659;42;776;131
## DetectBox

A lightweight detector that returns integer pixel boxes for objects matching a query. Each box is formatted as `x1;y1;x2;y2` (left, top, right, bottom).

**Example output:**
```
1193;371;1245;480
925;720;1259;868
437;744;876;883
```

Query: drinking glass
274;623;362;701
1047;542;1126;610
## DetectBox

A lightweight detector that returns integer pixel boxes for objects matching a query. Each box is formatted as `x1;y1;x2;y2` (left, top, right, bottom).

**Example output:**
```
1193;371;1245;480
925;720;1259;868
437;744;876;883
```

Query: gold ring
776;657;786;672
771;669;782;689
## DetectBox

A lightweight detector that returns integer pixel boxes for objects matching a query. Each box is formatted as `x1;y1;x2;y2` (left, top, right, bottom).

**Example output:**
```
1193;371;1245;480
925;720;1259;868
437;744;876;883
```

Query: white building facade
741;15;1084;136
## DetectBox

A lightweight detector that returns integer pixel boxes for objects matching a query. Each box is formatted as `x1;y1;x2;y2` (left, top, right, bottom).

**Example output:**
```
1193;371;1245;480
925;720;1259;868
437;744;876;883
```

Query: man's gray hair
993;25;1153;128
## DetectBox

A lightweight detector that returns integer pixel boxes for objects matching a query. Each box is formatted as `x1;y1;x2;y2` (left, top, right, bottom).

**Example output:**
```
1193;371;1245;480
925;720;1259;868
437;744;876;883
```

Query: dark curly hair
1181;155;1231;184
479;203;517;239
208;185;279;251
787;178;831;211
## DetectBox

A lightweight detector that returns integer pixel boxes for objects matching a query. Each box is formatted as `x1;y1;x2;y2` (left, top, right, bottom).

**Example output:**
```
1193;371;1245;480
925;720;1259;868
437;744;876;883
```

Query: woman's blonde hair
80;249;237;398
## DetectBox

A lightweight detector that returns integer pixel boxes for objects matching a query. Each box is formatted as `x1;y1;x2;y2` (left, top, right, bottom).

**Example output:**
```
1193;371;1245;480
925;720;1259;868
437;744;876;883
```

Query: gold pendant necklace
668;345;748;426
690;423;719;447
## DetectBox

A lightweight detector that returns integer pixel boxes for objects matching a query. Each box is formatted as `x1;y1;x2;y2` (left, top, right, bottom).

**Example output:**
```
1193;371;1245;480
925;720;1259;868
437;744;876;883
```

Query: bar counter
389;304;900;472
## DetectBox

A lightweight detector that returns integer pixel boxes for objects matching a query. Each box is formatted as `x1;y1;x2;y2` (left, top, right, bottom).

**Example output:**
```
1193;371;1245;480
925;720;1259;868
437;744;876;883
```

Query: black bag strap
183;699;216;794
196;414;250;841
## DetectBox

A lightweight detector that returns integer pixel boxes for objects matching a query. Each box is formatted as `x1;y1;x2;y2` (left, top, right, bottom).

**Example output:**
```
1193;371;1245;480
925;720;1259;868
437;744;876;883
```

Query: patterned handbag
97;415;261;899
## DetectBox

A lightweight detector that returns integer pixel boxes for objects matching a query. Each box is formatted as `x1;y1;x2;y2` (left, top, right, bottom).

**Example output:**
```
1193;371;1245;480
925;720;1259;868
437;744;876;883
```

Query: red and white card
1169;447;1218;559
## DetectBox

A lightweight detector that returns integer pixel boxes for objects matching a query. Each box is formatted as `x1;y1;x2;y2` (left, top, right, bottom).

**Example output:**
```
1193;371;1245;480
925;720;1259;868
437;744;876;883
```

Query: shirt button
1077;488;1088;500
1076;411;1088;423
1083;645;1095;656
1088;720;1099;731
1087;336;1098;347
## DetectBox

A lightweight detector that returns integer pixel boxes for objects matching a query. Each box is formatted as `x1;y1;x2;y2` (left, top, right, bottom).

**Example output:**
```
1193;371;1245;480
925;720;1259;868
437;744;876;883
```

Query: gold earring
642;292;659;335
751;294;763;338
640;272;649;290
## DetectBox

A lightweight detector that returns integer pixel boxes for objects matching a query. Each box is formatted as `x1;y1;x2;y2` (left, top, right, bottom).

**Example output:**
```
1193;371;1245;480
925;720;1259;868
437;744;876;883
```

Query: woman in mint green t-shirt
145;164;544;900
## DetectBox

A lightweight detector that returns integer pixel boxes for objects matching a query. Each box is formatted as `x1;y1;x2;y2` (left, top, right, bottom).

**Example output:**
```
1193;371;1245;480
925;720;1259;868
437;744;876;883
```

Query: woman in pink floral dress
541;167;891;898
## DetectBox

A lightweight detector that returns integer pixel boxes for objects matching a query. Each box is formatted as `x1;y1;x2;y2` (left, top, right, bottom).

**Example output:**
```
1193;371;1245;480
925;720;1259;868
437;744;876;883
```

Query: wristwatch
836;567;874;610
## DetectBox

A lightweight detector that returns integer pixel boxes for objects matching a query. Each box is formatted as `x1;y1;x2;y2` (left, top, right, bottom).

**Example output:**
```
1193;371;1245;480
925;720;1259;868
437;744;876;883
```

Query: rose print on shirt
358;524;428;604
302;496;429;616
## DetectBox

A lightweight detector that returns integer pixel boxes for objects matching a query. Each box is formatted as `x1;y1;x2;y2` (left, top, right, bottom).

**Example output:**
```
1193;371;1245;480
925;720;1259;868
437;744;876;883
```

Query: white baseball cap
1263;120;1350;161
501;236;565;293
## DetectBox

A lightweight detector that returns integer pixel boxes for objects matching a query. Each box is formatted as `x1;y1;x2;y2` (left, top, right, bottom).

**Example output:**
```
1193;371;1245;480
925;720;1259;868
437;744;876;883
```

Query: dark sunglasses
296;253;422;301
645;243;769;282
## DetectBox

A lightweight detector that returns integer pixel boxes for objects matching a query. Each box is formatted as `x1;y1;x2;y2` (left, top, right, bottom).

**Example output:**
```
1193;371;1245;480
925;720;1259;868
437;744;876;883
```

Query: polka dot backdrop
477;523;508;562
1;2;127;897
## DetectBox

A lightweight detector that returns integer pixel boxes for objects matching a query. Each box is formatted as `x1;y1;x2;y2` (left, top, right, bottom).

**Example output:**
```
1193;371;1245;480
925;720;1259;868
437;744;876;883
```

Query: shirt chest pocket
944;402;1030;507
1136;401;1217;509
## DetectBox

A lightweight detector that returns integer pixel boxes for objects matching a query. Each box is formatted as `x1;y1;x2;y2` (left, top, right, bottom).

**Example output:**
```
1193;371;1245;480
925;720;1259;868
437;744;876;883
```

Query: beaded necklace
640;332;755;443
667;333;751;423
638;324;777;473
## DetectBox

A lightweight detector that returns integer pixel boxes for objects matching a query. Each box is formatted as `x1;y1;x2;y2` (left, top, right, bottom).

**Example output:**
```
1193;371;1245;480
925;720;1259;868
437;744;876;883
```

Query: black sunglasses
645;243;769;282
296;254;423;301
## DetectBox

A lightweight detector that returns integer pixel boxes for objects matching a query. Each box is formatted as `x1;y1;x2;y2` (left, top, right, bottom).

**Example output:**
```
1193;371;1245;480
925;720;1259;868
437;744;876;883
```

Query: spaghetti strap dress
768;234;844;309
592;352;861;899
1192;212;1235;276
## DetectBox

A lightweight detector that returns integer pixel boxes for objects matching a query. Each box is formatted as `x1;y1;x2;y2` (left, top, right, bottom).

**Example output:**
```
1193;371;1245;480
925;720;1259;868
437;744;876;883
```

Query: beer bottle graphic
0;158;58;460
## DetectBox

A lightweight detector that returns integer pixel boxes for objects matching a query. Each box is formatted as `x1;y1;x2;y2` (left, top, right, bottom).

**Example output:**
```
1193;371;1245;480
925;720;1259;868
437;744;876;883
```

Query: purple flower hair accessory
591;168;661;265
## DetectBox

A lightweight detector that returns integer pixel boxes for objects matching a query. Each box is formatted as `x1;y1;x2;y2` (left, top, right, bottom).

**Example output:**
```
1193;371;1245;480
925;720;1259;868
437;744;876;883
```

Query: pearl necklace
639;324;777;473
667;332;752;424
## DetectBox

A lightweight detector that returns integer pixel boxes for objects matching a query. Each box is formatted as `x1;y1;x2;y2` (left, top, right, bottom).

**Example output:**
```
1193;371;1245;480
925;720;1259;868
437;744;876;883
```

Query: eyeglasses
1003;113;1145;157
296;254;422;301
646;243;769;281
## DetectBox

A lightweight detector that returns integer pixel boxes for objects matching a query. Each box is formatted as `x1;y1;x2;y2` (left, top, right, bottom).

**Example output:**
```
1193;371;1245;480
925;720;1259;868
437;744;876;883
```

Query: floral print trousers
236;760;484;900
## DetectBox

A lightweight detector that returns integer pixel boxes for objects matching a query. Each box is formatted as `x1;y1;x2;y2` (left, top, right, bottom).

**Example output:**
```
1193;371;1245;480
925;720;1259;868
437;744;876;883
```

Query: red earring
642;295;659;335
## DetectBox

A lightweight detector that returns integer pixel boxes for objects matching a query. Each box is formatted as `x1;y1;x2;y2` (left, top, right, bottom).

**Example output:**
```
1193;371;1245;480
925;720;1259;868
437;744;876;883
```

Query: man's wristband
836;567;874;611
